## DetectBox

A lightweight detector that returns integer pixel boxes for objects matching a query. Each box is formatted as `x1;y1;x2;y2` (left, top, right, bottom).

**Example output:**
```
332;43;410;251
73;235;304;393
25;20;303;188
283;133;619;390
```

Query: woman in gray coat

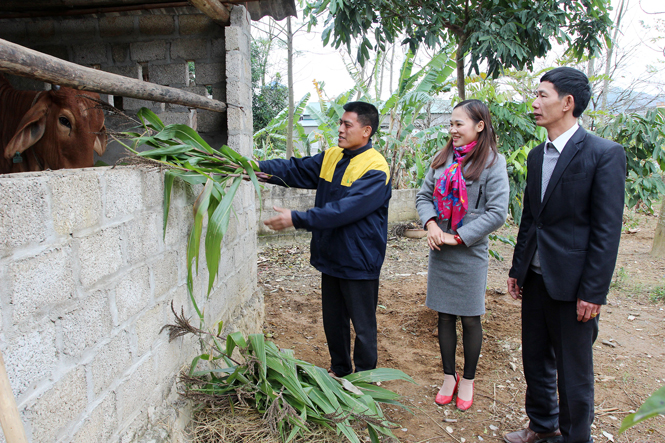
416;99;509;411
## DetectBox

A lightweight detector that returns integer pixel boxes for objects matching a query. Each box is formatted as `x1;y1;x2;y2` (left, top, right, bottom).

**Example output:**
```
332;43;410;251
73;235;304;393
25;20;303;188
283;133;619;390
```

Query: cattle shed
0;1;293;441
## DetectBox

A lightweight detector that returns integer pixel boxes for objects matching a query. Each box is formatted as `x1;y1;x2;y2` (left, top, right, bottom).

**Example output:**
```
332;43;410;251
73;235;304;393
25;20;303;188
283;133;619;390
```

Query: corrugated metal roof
245;0;296;21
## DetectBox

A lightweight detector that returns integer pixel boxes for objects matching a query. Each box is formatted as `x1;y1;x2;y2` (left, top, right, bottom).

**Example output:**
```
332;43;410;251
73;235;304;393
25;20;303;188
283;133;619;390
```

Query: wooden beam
189;0;230;25
0;39;227;113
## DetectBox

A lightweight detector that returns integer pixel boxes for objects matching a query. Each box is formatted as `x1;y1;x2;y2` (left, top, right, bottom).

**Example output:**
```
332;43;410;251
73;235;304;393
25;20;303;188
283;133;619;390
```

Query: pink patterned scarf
433;141;476;230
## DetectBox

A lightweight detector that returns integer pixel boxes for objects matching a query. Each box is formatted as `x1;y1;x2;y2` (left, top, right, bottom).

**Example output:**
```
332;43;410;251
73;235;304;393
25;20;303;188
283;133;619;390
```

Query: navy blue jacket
259;142;391;280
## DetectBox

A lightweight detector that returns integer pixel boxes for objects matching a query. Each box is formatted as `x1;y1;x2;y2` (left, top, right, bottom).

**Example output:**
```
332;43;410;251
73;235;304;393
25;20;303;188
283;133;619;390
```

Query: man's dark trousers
321;273;379;376
522;270;598;443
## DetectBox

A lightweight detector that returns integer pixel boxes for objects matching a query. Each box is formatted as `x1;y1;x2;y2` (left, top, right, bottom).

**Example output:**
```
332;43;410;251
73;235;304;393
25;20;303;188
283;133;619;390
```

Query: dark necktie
541;142;560;201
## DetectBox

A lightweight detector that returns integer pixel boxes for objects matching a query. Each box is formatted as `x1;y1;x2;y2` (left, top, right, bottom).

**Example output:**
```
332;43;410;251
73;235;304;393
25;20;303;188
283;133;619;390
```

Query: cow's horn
51;84;60;91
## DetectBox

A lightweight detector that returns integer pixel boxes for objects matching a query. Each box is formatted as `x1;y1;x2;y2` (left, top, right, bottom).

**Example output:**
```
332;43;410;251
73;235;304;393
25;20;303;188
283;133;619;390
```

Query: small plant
611;267;628;289
648;285;665;303
619;385;665;434
162;304;415;443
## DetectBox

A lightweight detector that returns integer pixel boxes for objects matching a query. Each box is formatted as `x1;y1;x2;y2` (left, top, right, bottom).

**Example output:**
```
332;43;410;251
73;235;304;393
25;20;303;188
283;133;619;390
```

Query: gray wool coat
416;152;510;316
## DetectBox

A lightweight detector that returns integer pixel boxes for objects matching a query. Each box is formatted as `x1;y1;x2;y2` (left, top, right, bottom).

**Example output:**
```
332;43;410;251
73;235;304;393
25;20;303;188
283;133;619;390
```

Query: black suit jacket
509;127;626;305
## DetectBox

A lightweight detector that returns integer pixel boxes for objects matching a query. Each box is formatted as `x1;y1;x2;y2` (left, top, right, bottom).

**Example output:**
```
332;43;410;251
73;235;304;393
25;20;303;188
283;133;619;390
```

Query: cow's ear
3;97;49;159
93;125;107;156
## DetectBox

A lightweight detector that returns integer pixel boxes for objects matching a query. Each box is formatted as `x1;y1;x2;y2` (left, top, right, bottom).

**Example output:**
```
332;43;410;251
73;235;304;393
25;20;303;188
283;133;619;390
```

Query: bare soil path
258;209;665;443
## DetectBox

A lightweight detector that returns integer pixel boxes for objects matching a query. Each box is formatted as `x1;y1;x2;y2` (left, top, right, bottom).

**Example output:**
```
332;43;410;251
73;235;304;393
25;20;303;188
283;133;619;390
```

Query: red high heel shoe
456;379;474;411
435;373;459;405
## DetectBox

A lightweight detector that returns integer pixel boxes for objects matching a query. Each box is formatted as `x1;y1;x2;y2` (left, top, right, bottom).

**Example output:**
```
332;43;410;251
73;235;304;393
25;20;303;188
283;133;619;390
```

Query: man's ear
4;96;49;159
563;94;575;113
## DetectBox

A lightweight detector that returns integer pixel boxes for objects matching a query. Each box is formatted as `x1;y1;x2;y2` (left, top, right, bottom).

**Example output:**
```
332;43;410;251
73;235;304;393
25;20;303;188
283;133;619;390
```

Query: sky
252;0;665;101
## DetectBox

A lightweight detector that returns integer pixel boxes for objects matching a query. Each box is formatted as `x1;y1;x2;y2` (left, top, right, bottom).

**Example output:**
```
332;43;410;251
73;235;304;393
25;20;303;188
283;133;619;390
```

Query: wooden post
189;0;230;24
0;38;227;113
0;351;28;443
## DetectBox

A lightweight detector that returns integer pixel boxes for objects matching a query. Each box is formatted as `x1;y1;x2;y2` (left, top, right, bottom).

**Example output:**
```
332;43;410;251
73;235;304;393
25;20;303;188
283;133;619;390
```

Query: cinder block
117;357;159;423
124;211;162;265
163;205;193;248
0;177;49;252
104;168;144;219
59;17;97;41
224;27;247;52
104;64;141;80
140;169;164;210
111;44;130;64
32;44;69;61
73;43;109;65
49;172;101;235
72;391;117;443
182;85;208;97
135;303;164;356
130;41;167;62
230;4;250;26
157;110;196;128
149;63;188;86
152;251;179;299
100;16;136;38
0;20;27;42
9;246;76;325
114;266;151;324
170;38;208;61
178;14;220;36
61;290;112;358
211;86;225;101
227;133;252;157
195;62;224;85
29;366;87;443
90;331;132;395
211;37;225;60
139;15;175;36
226;80;251;107
122;97;166;113
77;226;123;287
196;110;225;133
4;326;56;398
27;20;55;40
226;51;250;82
227;107;248;133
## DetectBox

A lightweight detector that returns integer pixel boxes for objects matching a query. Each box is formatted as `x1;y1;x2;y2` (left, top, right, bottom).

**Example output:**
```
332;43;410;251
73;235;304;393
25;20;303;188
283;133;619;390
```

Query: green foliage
619;385;665;433
118;108;262;314
164;310;416;443
596;108;665;212
304;0;612;77
251;39;289;138
254;93;312;160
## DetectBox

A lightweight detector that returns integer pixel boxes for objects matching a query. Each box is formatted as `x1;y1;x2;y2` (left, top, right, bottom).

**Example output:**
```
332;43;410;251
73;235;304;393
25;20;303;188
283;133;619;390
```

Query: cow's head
3;87;107;170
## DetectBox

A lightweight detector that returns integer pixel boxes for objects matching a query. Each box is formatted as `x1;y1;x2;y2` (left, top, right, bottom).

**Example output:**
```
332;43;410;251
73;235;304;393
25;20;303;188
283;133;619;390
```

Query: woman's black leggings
437;312;482;380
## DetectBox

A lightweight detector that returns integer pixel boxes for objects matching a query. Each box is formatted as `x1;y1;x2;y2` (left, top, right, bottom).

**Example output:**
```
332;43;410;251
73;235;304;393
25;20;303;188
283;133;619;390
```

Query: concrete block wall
0;166;261;443
0;5;258;443
257;188;419;243
0;5;231;166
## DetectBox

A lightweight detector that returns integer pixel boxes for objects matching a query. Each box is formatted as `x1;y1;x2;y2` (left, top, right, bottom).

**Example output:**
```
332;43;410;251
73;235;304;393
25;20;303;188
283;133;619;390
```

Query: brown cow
0;75;107;174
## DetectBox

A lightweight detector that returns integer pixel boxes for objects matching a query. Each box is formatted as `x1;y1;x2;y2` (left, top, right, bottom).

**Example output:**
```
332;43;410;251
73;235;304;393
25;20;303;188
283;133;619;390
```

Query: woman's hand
426;220;445;251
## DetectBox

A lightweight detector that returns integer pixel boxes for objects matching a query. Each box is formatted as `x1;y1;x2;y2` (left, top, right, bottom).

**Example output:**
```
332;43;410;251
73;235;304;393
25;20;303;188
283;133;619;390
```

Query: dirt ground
258;208;665;443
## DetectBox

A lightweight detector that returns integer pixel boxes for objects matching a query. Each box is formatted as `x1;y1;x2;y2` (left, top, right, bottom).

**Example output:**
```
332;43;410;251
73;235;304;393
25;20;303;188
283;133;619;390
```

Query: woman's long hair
430;99;498;181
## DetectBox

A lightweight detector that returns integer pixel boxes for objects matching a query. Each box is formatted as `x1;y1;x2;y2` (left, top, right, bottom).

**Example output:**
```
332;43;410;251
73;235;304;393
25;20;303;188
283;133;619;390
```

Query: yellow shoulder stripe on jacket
320;147;344;182
320;146;390;186
342;148;390;186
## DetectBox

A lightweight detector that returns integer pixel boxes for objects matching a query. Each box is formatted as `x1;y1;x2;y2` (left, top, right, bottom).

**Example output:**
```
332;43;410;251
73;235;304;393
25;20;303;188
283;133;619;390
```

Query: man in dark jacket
505;67;625;443
259;101;391;376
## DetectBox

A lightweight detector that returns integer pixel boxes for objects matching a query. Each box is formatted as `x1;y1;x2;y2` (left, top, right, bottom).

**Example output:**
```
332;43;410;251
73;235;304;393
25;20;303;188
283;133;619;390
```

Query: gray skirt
425;240;489;317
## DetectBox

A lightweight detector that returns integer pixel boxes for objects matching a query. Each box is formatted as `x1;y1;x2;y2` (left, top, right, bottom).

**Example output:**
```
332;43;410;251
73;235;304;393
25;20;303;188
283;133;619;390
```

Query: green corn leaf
226;331;247;356
248;334;267;380
162;169;178;238
204;177;242;295
137;107;166;131
619;385;665;433
344;368;416;385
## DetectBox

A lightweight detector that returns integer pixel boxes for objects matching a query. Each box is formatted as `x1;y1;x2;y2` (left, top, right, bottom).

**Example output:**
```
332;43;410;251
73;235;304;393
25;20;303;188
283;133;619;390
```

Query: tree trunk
601;0;627;111
286;16;294;159
651;191;665;256
389;44;395;95
456;36;466;100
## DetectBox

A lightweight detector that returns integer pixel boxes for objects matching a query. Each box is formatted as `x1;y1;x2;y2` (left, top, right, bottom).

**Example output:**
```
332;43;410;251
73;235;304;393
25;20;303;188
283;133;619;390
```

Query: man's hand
263;206;293;231
507;277;522;300
577;298;601;322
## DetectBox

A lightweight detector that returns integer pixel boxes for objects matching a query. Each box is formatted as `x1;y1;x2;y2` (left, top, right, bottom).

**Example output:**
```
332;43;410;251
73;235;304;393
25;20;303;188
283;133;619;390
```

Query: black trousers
321;273;379;376
522;270;598;443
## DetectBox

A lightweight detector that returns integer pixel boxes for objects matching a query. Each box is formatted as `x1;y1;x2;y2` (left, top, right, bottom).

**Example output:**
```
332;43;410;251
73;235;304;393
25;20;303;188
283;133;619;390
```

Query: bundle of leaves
116;108;263;314
163;305;415;443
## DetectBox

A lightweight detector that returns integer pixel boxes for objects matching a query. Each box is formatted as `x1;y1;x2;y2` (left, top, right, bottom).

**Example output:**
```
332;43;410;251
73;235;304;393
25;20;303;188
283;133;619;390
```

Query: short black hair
540;67;592;118
342;101;379;136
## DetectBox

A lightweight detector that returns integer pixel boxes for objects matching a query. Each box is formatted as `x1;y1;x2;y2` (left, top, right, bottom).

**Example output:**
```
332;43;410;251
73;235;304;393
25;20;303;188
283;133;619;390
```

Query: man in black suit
504;67;626;443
